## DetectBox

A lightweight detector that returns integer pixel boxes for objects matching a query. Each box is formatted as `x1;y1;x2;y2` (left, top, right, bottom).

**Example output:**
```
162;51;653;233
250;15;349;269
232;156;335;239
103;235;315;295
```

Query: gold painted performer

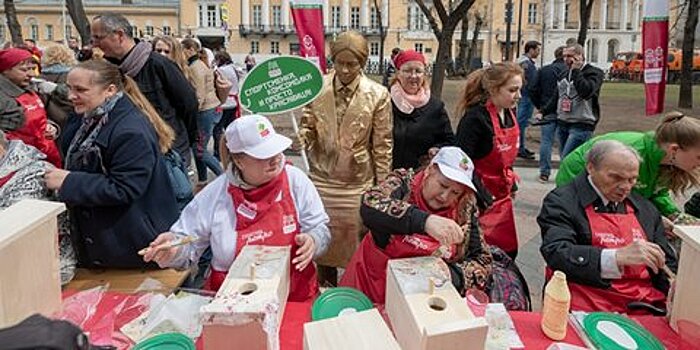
299;31;393;286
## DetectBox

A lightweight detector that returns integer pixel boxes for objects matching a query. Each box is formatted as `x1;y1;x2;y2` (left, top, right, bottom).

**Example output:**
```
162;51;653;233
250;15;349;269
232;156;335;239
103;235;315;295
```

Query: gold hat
331;31;369;67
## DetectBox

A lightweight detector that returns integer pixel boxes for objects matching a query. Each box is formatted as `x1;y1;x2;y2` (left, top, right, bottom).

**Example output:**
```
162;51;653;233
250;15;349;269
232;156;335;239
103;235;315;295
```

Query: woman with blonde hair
455;62;524;258
39;44;77;143
557;111;700;227
44;59;179;268
152;36;195;88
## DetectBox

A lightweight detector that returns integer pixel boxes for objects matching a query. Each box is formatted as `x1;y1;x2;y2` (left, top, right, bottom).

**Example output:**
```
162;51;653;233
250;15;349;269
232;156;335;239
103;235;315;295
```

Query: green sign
240;56;323;115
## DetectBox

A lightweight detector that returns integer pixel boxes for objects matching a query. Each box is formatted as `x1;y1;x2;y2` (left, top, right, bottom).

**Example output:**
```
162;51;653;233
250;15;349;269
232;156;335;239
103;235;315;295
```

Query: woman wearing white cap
143;115;331;302
340;147;492;304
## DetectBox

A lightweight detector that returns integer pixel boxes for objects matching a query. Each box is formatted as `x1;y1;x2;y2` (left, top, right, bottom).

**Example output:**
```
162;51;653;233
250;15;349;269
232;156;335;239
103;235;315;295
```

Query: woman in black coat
45;60;179;268
390;50;455;170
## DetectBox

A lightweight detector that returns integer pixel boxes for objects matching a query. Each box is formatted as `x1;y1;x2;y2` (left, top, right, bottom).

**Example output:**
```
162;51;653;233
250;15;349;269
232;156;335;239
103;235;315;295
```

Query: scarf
119;41;152;78
65;92;123;170
391;83;431;114
227;167;287;229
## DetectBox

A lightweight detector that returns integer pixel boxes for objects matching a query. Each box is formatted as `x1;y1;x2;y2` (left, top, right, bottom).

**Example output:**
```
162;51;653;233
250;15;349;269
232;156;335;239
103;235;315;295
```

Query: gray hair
93;13;133;38
587;140;641;169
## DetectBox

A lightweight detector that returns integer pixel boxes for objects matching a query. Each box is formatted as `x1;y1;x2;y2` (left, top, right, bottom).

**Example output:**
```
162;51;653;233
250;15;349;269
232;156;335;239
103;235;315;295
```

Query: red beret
0;48;33;73
394;50;426;70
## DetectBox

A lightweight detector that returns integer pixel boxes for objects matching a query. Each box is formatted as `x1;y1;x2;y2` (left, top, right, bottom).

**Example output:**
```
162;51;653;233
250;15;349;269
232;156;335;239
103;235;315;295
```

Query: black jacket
60;96;179;268
107;52;198;160
455;103;516;160
530;58;567;117
537;174;677;292
392;96;455;170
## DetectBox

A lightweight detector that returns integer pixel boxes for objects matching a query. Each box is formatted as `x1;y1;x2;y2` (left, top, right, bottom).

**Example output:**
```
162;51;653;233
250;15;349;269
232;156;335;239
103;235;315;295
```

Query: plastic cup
465;288;489;317
678;319;700;350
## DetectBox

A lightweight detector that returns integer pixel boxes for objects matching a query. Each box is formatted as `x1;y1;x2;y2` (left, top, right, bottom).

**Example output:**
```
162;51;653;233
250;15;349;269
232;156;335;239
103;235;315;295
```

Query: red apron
339;170;458;304
473;100;519;254
206;169;319;302
7;92;62;168
567;203;667;313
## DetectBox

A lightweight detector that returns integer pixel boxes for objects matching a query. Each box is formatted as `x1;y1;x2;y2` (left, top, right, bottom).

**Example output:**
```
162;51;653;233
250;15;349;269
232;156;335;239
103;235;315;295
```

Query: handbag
0;313;113;350
214;69;233;105
163;150;194;211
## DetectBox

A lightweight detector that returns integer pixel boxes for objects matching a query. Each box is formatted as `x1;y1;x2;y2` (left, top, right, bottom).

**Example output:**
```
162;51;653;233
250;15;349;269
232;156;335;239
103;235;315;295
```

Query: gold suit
300;72;393;267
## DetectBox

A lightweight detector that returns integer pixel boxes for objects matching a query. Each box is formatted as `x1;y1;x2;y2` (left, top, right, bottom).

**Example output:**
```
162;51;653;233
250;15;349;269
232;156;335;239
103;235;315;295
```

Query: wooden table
64;268;190;294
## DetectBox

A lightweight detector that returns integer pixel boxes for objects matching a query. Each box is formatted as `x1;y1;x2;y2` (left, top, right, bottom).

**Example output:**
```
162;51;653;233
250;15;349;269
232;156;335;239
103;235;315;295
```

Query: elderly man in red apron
144;115;331;302
538;140;676;314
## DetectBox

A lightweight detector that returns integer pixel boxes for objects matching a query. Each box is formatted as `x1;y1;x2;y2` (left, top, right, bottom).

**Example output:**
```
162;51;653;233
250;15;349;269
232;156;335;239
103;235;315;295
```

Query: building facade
0;0;179;47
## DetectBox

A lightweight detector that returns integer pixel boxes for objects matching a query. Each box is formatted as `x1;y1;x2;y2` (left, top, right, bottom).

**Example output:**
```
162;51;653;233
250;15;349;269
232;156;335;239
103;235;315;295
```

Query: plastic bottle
541;270;571;340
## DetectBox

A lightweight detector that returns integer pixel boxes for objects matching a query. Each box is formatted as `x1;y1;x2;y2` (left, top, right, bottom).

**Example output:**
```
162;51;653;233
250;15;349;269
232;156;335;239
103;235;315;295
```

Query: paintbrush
138;236;198;256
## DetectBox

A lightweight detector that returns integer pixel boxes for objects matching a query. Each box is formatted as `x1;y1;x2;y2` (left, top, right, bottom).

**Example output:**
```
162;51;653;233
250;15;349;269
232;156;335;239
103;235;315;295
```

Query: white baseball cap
431;147;477;193
225;114;292;159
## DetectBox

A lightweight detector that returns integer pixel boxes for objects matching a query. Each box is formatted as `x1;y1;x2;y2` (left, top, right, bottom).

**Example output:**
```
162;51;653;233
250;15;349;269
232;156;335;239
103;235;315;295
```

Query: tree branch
433;0;449;23
414;0;443;35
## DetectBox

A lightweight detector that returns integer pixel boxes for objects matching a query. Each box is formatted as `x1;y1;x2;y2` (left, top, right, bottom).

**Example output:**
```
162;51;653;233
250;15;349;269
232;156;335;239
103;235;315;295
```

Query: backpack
0;314;113;350
487;246;532;311
163;150;194;211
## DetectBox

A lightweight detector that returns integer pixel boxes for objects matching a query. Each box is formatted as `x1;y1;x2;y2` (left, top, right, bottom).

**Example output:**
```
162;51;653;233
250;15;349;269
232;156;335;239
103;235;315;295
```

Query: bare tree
465;11;483;74
679;0;698;109
373;0;387;76
3;0;23;45
576;0;595;45
66;0;91;45
414;0;477;97
455;11;469;76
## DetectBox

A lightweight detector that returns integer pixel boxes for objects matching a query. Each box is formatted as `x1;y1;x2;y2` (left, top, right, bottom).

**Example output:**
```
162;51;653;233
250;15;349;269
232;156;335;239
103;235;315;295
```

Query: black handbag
0;314;114;350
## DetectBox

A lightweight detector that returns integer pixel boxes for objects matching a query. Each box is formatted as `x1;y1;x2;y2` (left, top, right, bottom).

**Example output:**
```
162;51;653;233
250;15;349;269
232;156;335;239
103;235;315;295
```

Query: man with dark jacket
531;46;567;182
543;43;604;159
538;140;676;314
515;40;540;160
90;13;198;164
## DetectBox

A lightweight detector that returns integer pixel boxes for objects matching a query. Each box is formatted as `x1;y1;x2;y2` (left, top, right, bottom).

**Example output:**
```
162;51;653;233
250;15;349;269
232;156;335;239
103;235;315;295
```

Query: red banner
291;0;327;73
642;1;669;115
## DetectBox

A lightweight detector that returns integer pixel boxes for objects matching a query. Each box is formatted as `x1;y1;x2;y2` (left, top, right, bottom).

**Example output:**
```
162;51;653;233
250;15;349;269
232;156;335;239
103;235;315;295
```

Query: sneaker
524;148;535;156
538;174;549;183
517;151;535;160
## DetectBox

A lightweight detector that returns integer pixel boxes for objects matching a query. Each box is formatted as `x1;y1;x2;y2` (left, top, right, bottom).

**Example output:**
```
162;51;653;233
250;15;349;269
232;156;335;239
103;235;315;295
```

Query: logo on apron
243;229;273;244
401;235;429;251
596;232;626;247
282;215;297;234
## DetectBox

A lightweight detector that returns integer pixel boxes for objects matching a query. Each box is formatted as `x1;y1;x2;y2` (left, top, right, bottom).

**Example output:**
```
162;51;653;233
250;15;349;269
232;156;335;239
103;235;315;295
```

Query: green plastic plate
582;312;664;350
311;287;374;321
132;332;196;350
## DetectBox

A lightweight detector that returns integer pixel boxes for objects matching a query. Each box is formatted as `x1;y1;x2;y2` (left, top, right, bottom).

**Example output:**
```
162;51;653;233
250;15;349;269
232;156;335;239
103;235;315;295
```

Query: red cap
0;48;33;72
394;50;426;70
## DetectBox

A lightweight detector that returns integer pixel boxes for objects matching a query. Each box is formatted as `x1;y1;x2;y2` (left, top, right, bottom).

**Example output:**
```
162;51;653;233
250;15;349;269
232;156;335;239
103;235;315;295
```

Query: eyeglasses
155;48;171;54
400;68;425;77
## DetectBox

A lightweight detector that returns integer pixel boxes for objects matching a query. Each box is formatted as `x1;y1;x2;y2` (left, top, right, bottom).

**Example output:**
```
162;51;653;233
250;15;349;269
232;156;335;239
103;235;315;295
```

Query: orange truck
610;49;700;83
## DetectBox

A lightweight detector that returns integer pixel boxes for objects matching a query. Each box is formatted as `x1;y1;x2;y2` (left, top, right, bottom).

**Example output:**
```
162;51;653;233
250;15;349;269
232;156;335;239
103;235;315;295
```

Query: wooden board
385;256;488;350
201;245;291;350
0;199;65;328
63;268;190;294
303;308;401;350
669;225;700;331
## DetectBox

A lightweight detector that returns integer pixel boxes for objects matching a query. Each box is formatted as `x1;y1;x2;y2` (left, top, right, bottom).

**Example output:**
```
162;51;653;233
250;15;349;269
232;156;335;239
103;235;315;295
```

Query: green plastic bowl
311;287;374;321
132;332;196;350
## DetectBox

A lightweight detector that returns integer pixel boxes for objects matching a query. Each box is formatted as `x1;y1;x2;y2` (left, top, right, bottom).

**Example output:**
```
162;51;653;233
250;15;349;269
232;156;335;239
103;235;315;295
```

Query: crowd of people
2;18;699;318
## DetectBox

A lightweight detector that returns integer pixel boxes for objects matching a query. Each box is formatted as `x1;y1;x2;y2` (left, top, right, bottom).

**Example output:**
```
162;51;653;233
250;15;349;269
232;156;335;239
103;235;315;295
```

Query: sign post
239;56;324;171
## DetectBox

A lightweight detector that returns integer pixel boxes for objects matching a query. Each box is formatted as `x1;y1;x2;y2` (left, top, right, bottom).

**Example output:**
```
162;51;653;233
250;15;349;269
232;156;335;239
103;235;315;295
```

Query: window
290;42;300;55
163;26;171;35
199;4;221;27
132;25;139;37
408;3;428;31
272;6;281;27
350;7;360;29
370;42;379;56
251;41;259;54
425;47;432;53
607;39;619;62
527;3;537;24
331;6;341;29
587;38;598;62
45;24;53;41
370;7;379;29
564;4;569;24
271;41;279;54
253;5;262;27
415;43;424;53
145;25;154;37
30;24;39;40
65;25;72;39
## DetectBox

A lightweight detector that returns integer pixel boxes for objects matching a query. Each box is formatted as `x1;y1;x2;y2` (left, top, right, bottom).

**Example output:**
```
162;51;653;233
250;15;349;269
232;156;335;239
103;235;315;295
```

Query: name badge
282;215;297;234
237;202;257;220
560;97;572;112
